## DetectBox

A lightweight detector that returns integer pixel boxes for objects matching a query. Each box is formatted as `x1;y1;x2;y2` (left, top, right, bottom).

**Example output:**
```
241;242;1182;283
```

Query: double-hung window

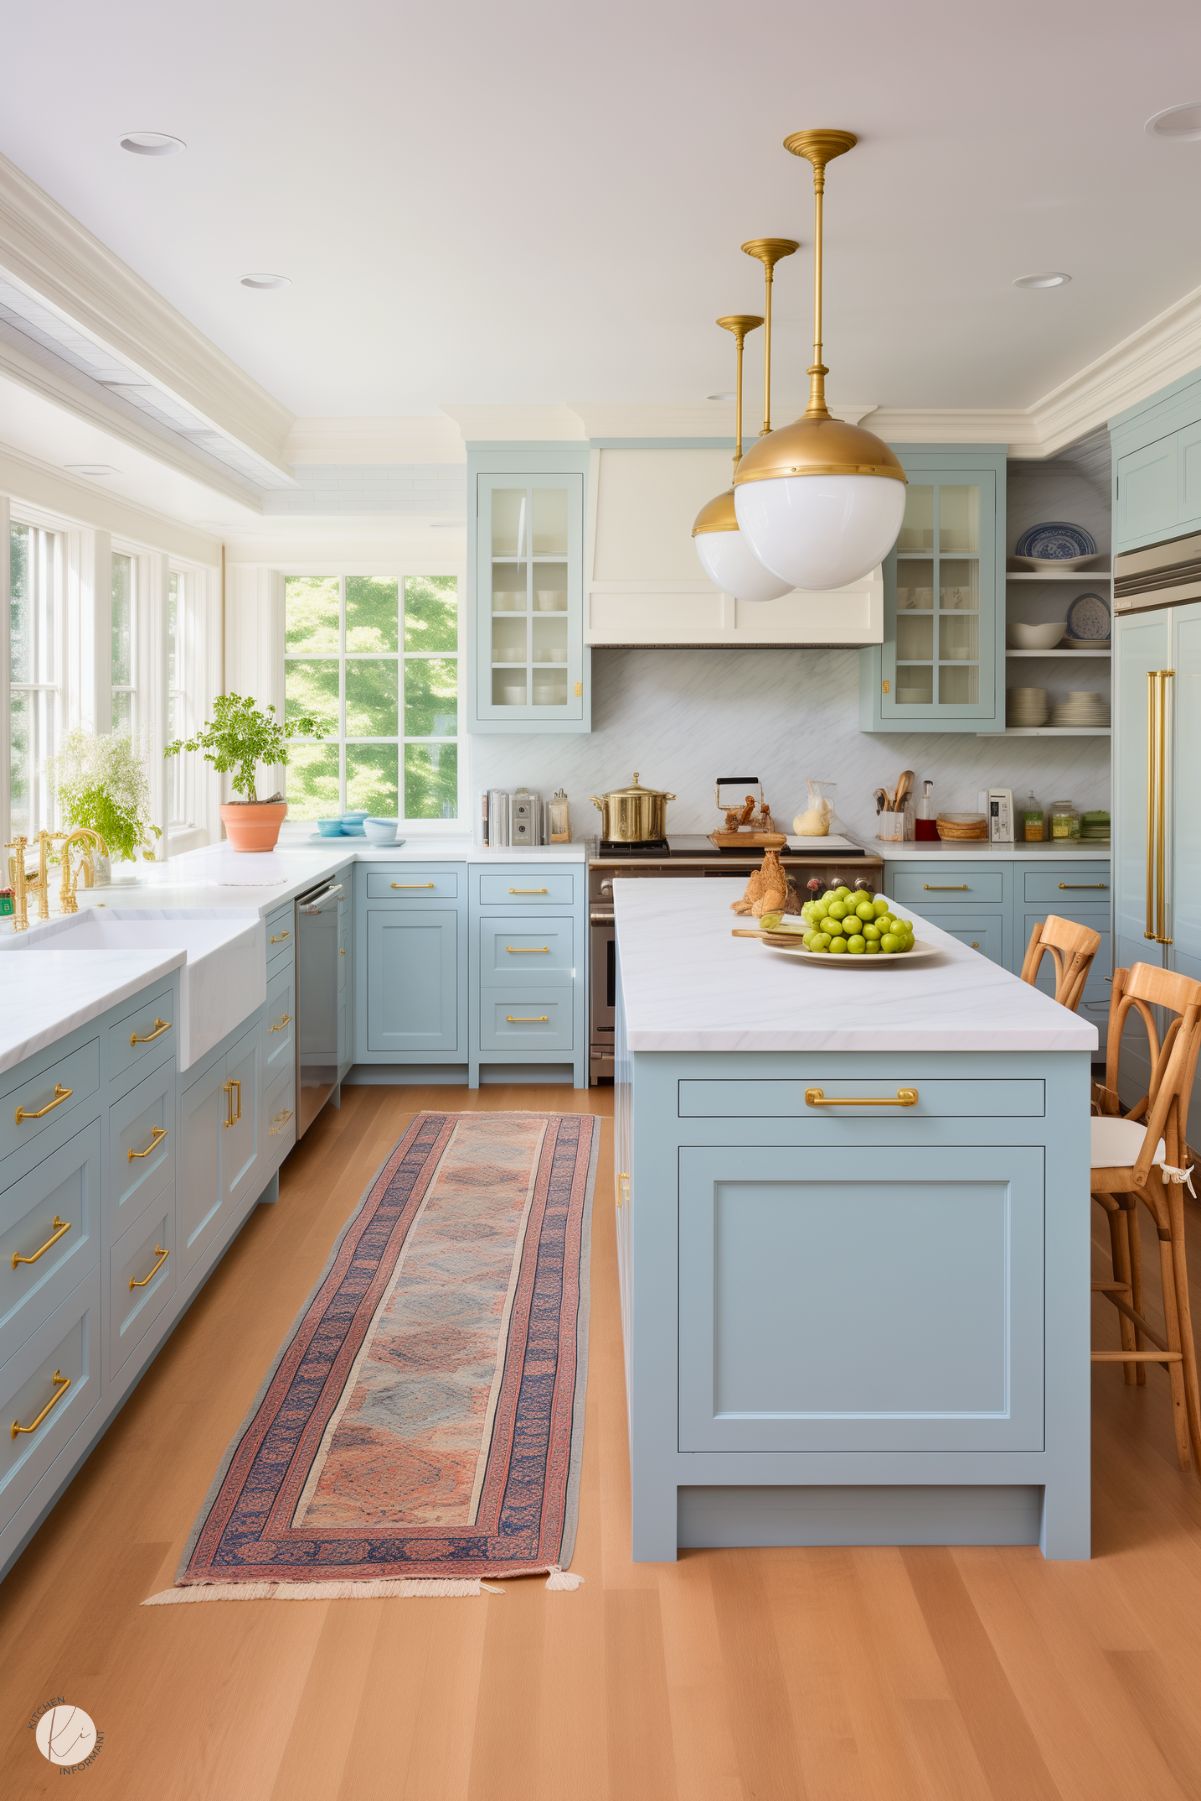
111;549;137;736
9;519;64;839
283;574;461;823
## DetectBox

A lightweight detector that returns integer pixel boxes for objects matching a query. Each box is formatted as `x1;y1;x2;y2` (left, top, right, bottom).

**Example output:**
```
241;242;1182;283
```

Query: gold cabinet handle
1058;881;1108;891
508;886;549;895
268;1012;293;1034
505;945;550;954
222;1078;242;1128
129;1246;169;1290
805;1087;919;1108
11;1215;71;1268
391;881;435;889
14;1082;72;1124
922;883;969;892
339;946;347;956
616;1171;630;1209
127;1125;168;1162
506;1014;550;1023
269;1107;294;1137
971;941;981;950
11;1370;70;1438
269;929;291;944
130;1017;170;1046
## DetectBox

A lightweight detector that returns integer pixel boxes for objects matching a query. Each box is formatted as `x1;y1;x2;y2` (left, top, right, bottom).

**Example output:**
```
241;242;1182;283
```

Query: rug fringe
545;1565;584;1590
142;1576;491;1604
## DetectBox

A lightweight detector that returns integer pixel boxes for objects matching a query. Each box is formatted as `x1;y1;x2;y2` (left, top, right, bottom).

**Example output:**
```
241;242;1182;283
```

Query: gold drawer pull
971;940;981;950
269;1107;294;1137
130;1017;170;1046
506;1014;550;1024
11;1216;71;1268
506;945;551;954
508;886;549;895
269;929;291;944
11;1370;71;1438
222;1078;242;1128
14;1082;72;1124
392;881;435;889
1058;882;1108;891
127;1125;168;1162
268;1012;293;1034
616;1171;630;1209
129;1246;169;1289
339;946;347;956
922;883;969;892
805;1087;919;1109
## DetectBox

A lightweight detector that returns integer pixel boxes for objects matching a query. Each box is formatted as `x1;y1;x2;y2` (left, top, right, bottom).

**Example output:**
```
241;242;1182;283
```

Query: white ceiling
3;0;1201;421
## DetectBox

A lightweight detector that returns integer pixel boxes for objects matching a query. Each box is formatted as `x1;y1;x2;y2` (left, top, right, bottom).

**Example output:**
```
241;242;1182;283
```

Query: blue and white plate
1066;591;1111;641
1014;522;1098;561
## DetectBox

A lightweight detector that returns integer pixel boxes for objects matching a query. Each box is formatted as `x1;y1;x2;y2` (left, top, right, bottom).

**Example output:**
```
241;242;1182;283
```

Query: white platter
763;937;943;966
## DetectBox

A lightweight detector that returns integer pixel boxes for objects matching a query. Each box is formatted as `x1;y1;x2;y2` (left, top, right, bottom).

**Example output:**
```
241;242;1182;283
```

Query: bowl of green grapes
758;888;936;962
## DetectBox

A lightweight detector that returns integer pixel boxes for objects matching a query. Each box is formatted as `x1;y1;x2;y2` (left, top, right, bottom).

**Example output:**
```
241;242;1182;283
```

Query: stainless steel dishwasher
295;877;343;1138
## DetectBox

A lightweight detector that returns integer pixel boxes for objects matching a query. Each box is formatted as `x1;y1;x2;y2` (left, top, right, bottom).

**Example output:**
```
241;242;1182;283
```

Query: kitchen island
613;879;1095;1561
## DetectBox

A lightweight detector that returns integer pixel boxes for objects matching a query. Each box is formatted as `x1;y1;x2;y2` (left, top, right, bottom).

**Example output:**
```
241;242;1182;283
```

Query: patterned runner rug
146;1111;598;1602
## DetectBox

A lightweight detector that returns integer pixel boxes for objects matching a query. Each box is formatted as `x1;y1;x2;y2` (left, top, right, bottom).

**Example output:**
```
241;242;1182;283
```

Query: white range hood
586;447;883;647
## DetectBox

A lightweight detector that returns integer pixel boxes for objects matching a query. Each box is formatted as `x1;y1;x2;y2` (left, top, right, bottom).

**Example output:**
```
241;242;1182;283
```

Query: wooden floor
2;1083;1201;1801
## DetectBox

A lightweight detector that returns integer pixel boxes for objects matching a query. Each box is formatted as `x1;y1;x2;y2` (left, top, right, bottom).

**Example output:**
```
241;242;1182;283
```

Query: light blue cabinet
468;863;587;1087
1111;370;1201;552
364;909;461;1054
178;1018;262;1277
861;446;1006;733
1115;436;1180;549
469;448;591;734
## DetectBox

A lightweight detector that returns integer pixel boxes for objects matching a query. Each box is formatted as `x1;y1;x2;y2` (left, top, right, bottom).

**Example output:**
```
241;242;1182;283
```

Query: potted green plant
165;693;327;852
53;729;161;879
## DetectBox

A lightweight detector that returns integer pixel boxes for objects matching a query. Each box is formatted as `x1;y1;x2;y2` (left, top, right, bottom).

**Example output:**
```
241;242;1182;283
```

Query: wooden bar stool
1091;962;1201;1470
1020;914;1102;1013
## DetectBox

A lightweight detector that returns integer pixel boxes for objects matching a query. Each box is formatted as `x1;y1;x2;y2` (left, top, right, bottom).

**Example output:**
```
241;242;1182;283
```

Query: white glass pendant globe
734;472;906;590
694;524;793;603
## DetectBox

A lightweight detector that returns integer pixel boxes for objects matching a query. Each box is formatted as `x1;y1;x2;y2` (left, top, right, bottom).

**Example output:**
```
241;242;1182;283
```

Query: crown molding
1032;283;1201;454
0;439;223;562
441;404;586;442
0;153;294;476
286;415;466;465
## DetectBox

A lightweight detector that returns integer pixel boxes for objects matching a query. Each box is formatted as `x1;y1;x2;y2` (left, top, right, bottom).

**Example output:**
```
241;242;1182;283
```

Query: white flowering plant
52;730;161;865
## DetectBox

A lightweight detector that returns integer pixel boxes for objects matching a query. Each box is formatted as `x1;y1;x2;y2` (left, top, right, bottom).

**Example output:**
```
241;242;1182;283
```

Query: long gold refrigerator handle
1157;670;1174;945
1145;669;1158;942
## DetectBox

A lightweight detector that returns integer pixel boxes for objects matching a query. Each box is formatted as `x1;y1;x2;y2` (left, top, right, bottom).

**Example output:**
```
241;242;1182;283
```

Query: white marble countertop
877;840;1109;861
0;949;185;1079
614;879;1097;1053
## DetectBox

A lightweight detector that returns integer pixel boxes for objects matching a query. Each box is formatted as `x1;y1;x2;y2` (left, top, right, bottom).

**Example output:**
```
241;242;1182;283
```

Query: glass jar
1050;799;1080;841
1022;793;1046;843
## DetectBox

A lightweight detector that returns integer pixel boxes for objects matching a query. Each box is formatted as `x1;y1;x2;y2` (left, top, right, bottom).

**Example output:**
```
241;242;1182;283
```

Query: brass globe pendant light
692;238;798;603
734;131;907;590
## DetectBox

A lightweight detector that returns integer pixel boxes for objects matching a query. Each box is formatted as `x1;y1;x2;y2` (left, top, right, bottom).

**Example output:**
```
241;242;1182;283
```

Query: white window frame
110;545;139;740
164;561;220;852
7;510;67;843
281;569;464;831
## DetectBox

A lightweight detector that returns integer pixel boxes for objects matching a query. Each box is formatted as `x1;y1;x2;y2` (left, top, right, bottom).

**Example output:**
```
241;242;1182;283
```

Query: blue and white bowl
315;818;345;837
362;817;399;845
340;811;368;836
1014;521;1098;561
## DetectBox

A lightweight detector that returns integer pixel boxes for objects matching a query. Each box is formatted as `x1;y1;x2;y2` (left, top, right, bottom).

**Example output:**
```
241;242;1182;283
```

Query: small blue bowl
340;812;367;836
363;817;399;845
316;818;345;837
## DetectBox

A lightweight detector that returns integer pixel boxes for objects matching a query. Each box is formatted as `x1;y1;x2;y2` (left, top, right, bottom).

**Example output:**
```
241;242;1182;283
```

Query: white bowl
1007;620;1066;650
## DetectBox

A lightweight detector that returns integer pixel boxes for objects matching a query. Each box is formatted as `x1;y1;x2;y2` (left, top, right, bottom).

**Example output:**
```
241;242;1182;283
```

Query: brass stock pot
591;772;676;843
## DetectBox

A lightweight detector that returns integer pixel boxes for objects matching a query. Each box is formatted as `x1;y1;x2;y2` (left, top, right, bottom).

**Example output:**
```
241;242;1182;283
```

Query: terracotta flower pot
221;799;288;853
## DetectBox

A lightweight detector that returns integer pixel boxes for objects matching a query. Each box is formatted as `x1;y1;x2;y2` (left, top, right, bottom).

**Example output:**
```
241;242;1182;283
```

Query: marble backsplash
469;646;1111;843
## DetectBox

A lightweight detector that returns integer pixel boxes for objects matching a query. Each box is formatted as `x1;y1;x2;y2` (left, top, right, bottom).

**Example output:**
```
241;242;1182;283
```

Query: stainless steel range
588;834;883;1083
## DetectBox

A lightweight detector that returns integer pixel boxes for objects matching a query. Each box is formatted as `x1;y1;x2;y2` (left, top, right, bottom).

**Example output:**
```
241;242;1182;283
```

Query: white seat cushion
1091;1114;1167;1172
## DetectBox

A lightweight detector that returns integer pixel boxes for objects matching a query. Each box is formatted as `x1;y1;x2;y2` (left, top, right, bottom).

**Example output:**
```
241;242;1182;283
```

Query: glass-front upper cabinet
470;450;589;732
860;448;1006;733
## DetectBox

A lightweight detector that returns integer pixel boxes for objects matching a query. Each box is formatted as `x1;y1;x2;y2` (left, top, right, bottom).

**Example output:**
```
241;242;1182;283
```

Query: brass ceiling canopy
740;237;799;436
734;131;905;489
692;313;761;536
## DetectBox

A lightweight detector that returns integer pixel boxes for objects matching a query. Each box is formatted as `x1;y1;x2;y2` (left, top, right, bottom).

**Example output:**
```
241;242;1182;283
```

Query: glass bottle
1022;792;1046;843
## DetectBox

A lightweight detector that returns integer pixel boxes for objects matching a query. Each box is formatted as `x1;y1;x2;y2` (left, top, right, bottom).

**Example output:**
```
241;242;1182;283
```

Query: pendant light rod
740;238;799;436
783;130;857;421
715;314;762;475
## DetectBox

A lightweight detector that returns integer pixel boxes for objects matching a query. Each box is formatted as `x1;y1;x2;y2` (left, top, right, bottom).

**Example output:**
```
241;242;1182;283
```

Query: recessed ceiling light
706;390;735;401
428;520;460;529
240;273;291;290
119;131;185;156
64;463;120;477
1146;101;1201;141
1012;272;1071;289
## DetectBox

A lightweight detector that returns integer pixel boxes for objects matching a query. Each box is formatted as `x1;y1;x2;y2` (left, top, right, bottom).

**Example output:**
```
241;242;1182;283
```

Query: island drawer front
889;868;1006;906
677;1144;1045;1454
478;917;576;985
105;985;176;1085
0;1038;101;1167
474;870;578;910
678;1078;1045;1119
1021;866;1111;904
0;1267;102;1533
263;1068;297;1165
108;1061;175;1239
365;868;460;902
0;1121;101;1360
262;964;296;1079
108;1195;178;1382
479;998;573;1053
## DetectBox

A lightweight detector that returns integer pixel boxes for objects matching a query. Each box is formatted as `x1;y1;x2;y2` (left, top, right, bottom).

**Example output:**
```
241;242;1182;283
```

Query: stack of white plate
1051;691;1109;728
1008;686;1049;726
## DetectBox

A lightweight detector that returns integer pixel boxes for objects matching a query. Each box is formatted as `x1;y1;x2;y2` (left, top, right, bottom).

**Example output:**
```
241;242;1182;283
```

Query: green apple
828;936;848;953
873;898;890;918
881;932;900;953
855;899;876;922
862;922;880;941
847;935;866;953
864;939;881;953
810;932;831;952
